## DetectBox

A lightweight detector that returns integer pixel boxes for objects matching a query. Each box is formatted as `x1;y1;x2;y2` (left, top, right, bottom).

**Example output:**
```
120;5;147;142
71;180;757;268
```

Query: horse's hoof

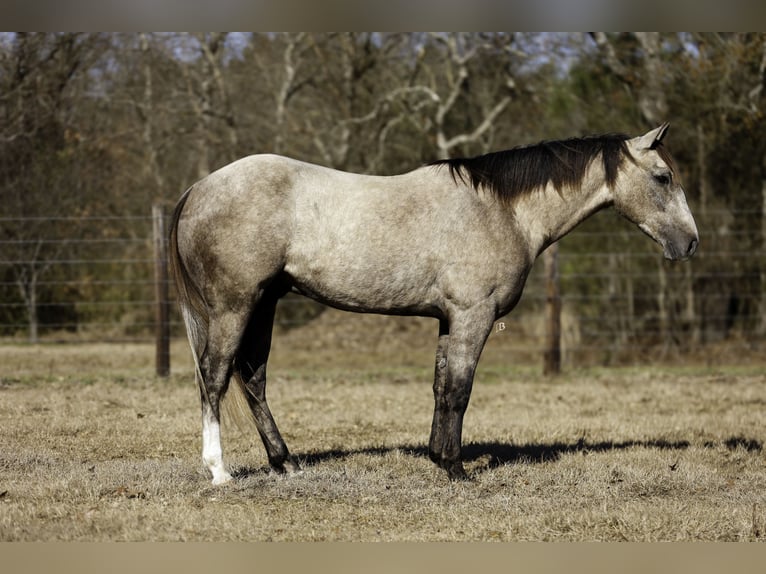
284;462;303;475
211;472;233;486
446;464;471;482
272;458;302;475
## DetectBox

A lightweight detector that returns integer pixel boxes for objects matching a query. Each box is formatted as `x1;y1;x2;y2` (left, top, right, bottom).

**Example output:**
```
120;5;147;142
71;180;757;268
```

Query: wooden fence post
152;204;170;377
543;243;561;375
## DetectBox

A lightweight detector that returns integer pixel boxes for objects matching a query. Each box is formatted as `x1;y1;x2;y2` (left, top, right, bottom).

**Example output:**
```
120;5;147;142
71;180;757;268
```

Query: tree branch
440;95;511;152
589;32;634;86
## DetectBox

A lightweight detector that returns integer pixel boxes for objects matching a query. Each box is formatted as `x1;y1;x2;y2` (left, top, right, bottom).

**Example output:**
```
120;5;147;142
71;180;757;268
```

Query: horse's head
614;123;699;261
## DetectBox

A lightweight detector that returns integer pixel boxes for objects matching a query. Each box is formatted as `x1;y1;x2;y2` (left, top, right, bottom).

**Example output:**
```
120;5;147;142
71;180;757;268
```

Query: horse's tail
169;186;208;387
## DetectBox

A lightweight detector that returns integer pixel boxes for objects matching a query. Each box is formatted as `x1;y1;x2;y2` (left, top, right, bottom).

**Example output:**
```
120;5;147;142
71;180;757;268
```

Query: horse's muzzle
664;233;699;261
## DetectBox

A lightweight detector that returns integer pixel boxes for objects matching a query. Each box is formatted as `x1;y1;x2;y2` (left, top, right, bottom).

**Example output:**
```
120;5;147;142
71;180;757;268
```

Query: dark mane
429;134;634;203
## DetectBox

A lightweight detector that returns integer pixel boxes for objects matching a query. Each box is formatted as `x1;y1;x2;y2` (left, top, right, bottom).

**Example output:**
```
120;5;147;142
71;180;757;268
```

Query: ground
1;315;765;541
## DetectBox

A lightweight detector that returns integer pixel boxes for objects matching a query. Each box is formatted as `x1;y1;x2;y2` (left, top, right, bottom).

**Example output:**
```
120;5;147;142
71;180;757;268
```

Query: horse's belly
284;255;440;316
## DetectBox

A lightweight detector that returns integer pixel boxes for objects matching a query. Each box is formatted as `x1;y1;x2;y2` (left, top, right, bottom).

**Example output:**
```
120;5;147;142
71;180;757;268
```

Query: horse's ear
636;123;670;150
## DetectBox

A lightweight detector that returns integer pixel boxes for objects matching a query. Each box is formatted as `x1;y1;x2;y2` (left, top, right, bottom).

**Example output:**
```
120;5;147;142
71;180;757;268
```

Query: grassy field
1;319;765;541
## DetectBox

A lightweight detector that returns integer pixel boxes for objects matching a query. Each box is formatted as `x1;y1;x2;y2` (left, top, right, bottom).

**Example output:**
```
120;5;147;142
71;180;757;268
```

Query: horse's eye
654;173;671;186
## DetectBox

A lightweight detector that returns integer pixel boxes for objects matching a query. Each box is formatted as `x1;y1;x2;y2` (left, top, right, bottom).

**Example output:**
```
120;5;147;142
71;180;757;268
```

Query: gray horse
170;123;698;484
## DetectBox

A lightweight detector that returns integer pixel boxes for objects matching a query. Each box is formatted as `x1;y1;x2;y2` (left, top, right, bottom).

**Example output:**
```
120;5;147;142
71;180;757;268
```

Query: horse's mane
429;133;642;203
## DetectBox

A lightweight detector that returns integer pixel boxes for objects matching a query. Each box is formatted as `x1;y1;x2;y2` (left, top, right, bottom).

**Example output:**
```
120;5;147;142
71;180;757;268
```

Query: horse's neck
512;176;614;258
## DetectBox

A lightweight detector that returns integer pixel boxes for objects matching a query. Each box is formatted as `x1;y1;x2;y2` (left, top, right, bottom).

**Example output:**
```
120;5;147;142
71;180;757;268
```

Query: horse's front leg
429;306;494;480
429;319;450;470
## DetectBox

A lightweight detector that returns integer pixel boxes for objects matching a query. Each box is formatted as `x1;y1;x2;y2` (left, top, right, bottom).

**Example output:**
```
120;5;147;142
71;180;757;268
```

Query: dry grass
1;331;765;541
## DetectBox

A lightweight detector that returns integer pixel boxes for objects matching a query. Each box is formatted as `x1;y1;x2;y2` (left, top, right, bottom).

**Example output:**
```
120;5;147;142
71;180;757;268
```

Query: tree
0;33;108;341
683;33;766;337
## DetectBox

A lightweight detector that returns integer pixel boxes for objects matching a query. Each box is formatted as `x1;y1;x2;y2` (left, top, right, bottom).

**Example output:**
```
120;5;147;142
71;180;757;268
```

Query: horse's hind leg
236;293;300;474
199;309;251;485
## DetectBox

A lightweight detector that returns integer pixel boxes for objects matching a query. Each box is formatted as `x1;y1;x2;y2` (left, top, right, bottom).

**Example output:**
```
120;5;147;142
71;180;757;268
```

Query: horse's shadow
232;436;761;480
301;438;692;471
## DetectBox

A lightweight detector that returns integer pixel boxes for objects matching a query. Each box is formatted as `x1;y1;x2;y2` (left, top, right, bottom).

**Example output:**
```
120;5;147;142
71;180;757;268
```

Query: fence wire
0;211;764;366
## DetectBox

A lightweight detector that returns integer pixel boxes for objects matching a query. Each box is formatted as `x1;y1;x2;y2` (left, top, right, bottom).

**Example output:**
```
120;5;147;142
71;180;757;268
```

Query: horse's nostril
688;238;699;257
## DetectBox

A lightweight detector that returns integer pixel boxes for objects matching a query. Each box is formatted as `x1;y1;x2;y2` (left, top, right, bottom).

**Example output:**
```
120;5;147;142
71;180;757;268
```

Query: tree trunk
16;268;39;343
198;33;239;158
28;274;38;344
625;253;635;338
138;34;166;192
274;33;305;156
182;64;211;179
634;33;668;126
657;259;669;353
697;124;709;220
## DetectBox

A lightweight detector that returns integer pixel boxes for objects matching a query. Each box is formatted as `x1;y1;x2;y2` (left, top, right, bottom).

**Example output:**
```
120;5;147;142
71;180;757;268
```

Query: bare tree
195;32;239;157
272;33;310;156
349;32;520;162
317;33;521;171
176;33;242;179
134;33;166;192
591;32;668;126
423;33;516;159
243;33;317;158
0;33;104;341
704;33;766;336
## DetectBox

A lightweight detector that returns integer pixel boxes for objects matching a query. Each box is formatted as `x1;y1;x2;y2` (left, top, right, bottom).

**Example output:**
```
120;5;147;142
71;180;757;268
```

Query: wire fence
0;208;764;369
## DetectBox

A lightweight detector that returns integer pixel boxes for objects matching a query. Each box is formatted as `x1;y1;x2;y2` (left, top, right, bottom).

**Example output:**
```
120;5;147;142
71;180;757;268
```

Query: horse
169;123;698;484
